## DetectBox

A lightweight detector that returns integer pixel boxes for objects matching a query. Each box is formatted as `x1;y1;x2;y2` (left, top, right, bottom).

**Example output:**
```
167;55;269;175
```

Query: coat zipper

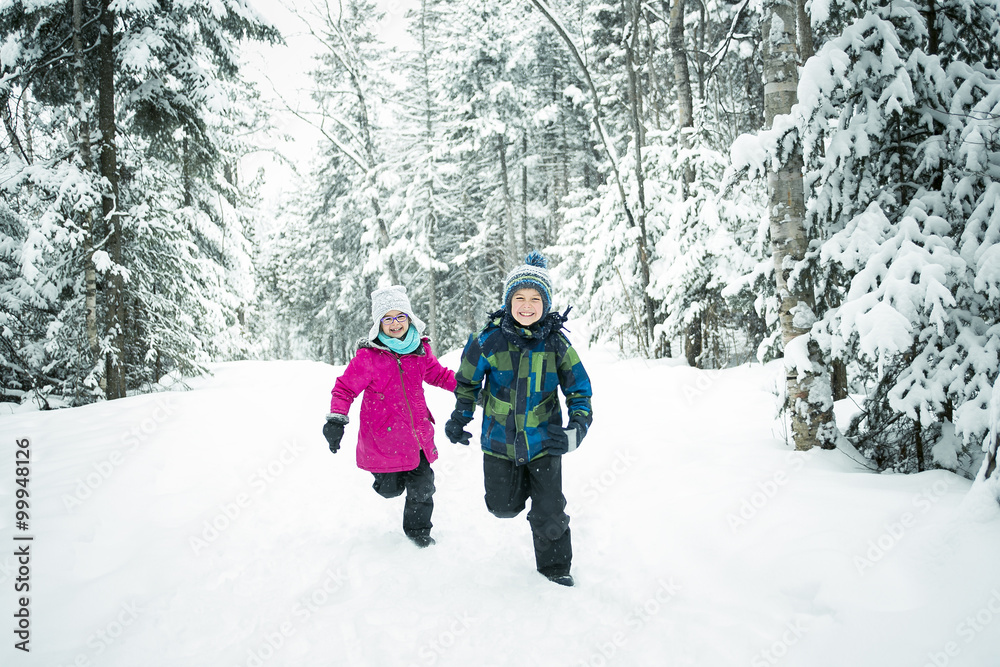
395;355;418;437
514;347;530;463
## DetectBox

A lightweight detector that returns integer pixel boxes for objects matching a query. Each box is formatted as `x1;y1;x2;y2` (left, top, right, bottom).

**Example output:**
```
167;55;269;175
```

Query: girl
323;285;456;547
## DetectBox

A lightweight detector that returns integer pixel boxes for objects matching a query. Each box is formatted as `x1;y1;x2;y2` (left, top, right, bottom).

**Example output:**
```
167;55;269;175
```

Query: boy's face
380;310;410;338
510;287;544;327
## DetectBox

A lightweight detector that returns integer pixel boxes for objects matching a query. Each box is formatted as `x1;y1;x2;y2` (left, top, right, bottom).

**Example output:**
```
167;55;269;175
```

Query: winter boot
546;573;574;587
408;534;436;548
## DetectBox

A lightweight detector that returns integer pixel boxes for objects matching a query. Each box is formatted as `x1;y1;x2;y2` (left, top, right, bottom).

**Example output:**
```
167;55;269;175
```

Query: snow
3;347;1000;667
0;33;21;69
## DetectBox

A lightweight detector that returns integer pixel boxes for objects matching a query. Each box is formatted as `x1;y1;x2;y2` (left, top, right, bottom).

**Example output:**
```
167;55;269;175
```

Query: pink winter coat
329;338;457;473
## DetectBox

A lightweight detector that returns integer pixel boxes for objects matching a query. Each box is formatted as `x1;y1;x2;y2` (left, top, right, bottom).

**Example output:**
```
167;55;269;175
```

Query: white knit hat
368;285;426;341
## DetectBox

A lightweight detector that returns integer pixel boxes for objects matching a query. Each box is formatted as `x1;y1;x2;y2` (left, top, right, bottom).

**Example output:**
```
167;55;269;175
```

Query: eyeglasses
380;313;409;325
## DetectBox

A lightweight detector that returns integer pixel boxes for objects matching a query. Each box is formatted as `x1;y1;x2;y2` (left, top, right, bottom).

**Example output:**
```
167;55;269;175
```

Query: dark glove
546;415;589;455
444;410;472;445
323;419;345;453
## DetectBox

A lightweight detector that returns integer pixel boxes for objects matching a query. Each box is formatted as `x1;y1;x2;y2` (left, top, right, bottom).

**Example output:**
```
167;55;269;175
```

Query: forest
1;0;998;484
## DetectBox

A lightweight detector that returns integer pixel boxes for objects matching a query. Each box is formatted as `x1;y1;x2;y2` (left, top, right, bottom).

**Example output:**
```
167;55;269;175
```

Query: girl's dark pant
371;451;435;538
483;454;572;577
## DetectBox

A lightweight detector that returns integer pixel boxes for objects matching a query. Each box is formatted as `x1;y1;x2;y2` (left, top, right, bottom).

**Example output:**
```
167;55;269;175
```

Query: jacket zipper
514;347;530;463
395;355;418;437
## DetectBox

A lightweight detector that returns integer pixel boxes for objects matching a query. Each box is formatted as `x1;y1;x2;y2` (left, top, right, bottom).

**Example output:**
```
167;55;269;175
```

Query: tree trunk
667;0;695;359
643;15;664;130
98;0;126;399
972;381;999;503
1;91;29;165
763;0;833;450
521;134;528;257
498;133;517;265
624;0;655;351
795;0;815;61
925;0;939;56
667;0;694;196
550;67;569;244
182;136;193;207
419;0;439;350
73;0;101;381
685;313;702;367
21;96;33;163
832;358;848;401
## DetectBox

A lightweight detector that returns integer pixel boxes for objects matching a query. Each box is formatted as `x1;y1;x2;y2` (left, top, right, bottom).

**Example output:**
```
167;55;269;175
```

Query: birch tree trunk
667;0;693;196
72;0;101;383
762;0;833;449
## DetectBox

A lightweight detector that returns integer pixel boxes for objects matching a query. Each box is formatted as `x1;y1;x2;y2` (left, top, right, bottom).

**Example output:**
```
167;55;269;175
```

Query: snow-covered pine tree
265;0;414;362
390;0;578;351
435;0;549;319
542;0;657;356
0;0;278;403
391;0;455;350
263;158;373;363
552;0;770;365
1;1;110;404
798;0;1000;473
647;0;771;367
648;123;769;368
120;2;277;385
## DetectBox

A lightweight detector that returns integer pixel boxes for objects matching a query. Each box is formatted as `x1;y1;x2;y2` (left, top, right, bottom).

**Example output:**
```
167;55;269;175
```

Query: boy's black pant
483;454;572;578
371;451;435;538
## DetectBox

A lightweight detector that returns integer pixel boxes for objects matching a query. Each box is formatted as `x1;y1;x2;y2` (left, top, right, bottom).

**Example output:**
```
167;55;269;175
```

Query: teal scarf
378;326;420;354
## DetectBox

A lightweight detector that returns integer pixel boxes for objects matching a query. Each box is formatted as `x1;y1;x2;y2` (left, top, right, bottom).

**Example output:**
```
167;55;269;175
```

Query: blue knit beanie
503;252;552;315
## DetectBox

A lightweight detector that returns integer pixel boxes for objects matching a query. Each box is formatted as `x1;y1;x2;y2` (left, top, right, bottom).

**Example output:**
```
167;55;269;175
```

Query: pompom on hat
368;285;426;341
503;251;553;316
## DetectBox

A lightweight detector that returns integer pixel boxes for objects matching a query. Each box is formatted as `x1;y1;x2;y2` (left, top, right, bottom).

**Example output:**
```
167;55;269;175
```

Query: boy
445;252;593;586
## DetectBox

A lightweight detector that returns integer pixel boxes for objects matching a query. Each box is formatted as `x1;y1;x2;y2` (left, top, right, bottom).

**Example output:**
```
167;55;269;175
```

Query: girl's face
380;310;410;338
510;287;544;327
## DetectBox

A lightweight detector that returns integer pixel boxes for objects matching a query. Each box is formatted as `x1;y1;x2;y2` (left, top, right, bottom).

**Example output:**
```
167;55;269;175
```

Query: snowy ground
2;343;1000;667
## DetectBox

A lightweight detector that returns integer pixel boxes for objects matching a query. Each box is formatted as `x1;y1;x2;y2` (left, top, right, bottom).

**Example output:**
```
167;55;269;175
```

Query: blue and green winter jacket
454;309;593;465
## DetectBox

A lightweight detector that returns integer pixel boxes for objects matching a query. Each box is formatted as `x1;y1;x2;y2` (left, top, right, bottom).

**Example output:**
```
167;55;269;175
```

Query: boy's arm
453;333;488;419
444;334;488;445
556;334;594;430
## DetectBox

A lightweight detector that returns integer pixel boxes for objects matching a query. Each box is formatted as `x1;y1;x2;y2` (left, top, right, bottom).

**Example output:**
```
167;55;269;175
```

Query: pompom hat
368;285;426;342
503;252;552;316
